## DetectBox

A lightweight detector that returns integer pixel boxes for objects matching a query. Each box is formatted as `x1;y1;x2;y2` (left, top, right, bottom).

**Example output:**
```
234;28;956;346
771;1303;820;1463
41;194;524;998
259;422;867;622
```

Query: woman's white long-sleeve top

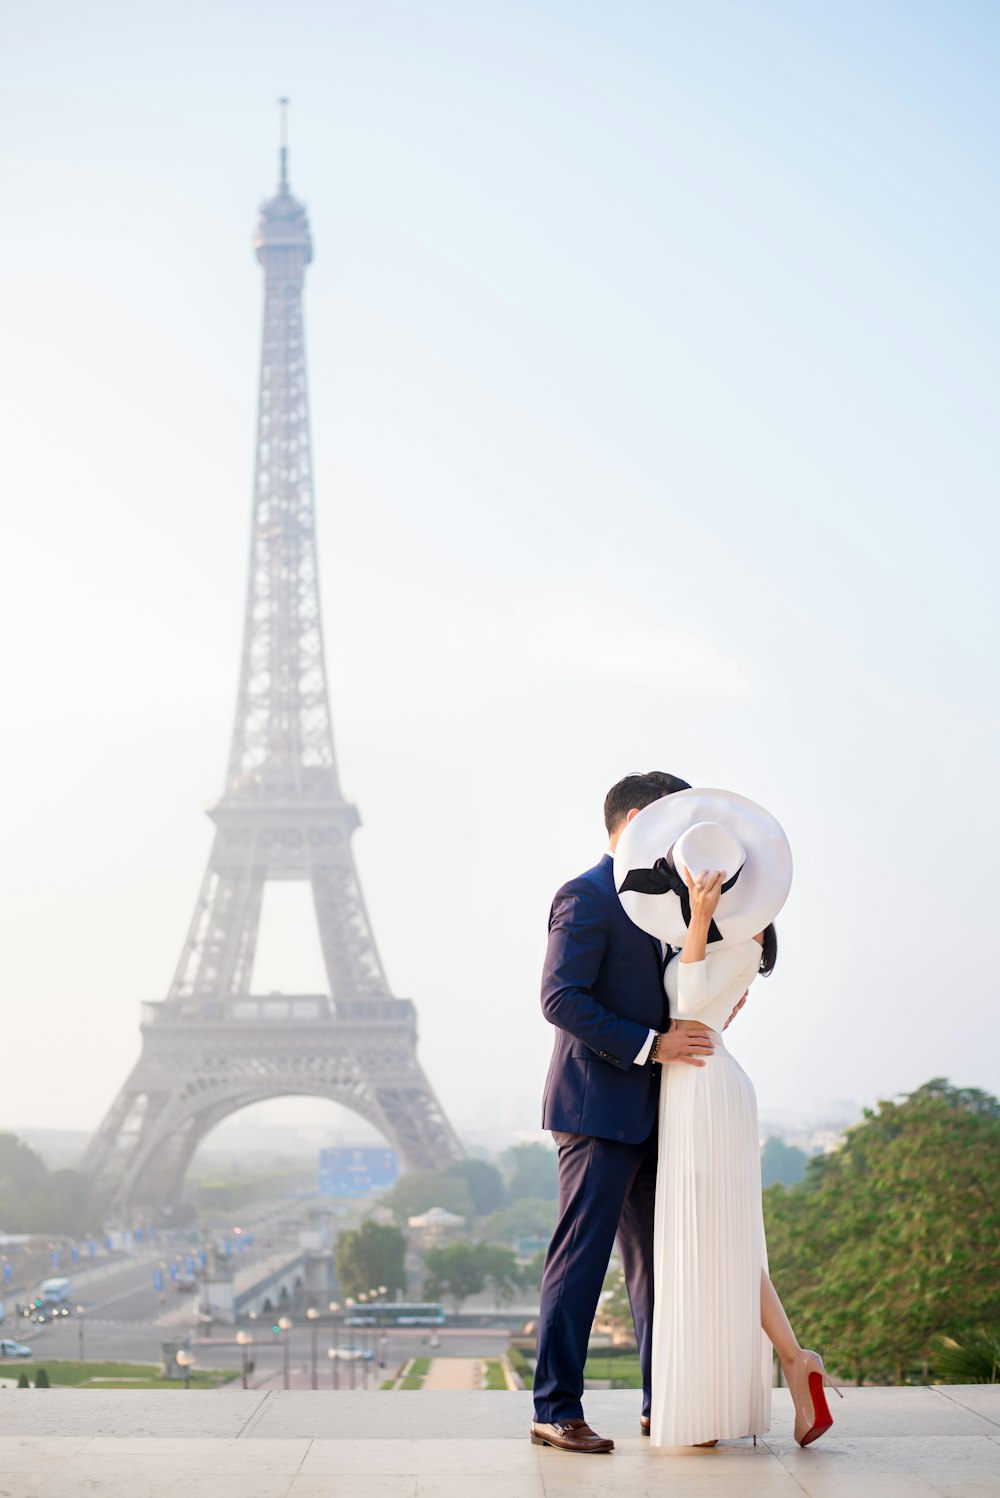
664;938;761;1033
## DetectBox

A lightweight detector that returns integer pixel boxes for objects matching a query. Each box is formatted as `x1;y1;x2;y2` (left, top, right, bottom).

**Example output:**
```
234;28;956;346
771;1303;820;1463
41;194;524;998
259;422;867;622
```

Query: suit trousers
533;1123;658;1423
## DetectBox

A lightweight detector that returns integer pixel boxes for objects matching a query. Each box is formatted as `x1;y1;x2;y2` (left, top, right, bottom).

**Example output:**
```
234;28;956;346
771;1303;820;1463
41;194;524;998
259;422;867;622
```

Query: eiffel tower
84;113;463;1214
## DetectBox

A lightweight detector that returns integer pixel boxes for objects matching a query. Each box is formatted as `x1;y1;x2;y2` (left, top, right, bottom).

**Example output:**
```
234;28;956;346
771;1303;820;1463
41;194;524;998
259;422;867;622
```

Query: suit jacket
540;853;667;1144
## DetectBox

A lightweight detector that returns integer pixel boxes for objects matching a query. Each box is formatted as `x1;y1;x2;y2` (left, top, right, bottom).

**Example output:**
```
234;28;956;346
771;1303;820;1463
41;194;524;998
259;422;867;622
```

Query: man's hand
723;992;748;1031
655;1026;714;1067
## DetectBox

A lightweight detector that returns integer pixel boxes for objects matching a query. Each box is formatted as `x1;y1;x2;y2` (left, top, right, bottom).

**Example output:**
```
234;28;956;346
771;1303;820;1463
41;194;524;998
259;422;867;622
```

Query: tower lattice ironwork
84;124;462;1214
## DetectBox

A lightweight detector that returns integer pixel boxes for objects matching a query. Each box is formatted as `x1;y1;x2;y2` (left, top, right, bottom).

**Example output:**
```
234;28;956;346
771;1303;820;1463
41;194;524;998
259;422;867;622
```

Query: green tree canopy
765;1079;1000;1384
480;1196;557;1244
381;1171;474;1224
423;1240;485;1312
334;1220;406;1301
761;1136;809;1188
500;1143;558;1202
477;1243;522;1307
0;1134;99;1236
443;1159;506;1215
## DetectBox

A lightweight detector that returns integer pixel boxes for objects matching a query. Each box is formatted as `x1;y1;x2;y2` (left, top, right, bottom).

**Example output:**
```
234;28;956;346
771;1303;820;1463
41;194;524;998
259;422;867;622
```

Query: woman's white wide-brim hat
613;788;792;947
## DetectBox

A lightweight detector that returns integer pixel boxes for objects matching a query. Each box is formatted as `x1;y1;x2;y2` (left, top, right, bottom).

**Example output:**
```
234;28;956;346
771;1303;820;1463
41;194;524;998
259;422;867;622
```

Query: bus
344;1302;444;1327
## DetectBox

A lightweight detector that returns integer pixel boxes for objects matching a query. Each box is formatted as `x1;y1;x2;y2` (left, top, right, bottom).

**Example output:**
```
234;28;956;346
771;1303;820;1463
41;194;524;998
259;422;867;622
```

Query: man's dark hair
603;771;691;835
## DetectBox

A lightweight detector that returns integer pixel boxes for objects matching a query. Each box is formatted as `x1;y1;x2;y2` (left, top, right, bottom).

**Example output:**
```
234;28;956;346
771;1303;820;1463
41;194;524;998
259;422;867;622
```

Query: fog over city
3;1;998;1166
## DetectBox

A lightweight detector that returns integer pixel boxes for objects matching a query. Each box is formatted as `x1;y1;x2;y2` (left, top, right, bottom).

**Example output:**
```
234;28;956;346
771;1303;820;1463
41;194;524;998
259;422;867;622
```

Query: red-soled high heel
788;1349;842;1447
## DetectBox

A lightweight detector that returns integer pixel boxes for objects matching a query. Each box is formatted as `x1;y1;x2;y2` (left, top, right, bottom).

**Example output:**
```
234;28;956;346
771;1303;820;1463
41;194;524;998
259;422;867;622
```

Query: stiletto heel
788;1350;839;1447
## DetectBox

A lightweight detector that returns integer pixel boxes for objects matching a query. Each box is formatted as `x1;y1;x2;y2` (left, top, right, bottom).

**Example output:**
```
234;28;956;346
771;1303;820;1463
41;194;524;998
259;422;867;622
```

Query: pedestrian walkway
0;1386;997;1496
421;1358;483;1390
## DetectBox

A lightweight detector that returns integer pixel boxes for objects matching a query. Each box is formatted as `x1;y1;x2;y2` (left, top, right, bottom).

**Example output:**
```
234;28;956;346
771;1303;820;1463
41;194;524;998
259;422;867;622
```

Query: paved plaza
1;1386;999;1497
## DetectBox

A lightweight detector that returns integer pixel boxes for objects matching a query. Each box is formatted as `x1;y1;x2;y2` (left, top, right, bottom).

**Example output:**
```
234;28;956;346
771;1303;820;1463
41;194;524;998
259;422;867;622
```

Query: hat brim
613;788;792;946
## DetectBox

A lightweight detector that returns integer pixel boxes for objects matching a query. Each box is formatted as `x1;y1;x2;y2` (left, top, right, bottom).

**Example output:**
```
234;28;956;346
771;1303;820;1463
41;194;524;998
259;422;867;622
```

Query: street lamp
277;1316;293;1389
175;1348;196;1390
328;1302;341;1389
344;1298;356;1390
377;1284;388;1368
306;1307;320;1390
76;1306;86;1362
235;1331;253;1390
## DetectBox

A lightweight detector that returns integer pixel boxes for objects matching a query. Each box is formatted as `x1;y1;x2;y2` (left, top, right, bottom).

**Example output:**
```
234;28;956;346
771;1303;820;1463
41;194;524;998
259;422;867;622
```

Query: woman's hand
681;865;726;925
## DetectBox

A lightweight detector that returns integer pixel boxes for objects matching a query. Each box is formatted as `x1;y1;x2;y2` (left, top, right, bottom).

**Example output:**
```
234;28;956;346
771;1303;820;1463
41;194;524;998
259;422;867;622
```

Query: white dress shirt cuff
633;1028;657;1066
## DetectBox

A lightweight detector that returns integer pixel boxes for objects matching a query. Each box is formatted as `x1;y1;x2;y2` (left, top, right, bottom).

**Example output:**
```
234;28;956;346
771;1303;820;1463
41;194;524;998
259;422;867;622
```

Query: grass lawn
5;1361;235;1390
483;1360;507;1390
583;1354;642;1388
399;1356;430;1390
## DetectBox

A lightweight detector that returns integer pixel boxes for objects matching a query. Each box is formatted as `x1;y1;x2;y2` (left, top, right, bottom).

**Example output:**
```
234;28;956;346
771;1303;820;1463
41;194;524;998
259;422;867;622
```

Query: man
530;771;715;1454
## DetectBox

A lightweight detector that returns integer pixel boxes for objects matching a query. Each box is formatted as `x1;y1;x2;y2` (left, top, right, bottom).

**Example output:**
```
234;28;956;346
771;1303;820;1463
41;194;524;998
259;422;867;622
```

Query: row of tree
379;1143;557;1225
332;1218;533;1310
0;1134;98;1236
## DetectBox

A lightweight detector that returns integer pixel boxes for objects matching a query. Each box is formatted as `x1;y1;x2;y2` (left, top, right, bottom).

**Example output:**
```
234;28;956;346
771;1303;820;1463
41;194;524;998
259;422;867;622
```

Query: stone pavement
421;1358;483;1390
1;1386;998;1497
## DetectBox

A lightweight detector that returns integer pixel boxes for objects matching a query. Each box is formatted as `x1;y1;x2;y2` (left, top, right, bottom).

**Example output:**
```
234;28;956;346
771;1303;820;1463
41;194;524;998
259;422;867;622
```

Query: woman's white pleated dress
650;941;772;1447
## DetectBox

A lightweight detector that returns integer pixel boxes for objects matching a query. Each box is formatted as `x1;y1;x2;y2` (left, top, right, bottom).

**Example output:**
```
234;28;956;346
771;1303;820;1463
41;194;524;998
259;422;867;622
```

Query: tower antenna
278;96;289;190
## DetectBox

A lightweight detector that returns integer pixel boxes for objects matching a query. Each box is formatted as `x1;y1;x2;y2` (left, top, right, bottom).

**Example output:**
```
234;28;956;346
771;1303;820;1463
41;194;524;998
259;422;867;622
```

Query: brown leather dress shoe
530;1419;614;1453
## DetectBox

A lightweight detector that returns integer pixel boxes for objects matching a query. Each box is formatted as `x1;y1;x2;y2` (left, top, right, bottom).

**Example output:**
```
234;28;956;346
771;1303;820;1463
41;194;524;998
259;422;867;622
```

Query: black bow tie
618;859;741;944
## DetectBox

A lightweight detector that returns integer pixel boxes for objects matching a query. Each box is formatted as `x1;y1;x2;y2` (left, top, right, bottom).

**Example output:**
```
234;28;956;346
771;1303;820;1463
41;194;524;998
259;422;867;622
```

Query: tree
477;1243;522;1307
34;1368;50;1387
423;1241;485;1312
0;1134;99;1236
381;1171;474;1225
761;1136;808;1188
596;1265;634;1342
500;1143;558;1202
765;1079;1000;1384
443;1159;506;1216
481;1197;557;1244
520;1248;547;1291
334;1221;406;1300
17;1372;29;1388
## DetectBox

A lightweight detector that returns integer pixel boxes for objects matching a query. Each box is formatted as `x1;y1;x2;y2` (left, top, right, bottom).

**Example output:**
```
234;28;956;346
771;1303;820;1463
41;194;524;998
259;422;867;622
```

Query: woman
615;791;839;1449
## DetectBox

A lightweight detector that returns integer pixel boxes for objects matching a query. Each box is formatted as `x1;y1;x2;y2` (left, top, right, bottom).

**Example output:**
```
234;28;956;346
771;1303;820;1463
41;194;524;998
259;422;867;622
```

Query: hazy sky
3;1;998;1158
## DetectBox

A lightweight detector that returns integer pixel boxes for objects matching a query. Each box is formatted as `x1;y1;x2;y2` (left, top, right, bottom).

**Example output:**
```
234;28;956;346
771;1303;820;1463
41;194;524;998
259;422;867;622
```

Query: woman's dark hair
759;924;777;976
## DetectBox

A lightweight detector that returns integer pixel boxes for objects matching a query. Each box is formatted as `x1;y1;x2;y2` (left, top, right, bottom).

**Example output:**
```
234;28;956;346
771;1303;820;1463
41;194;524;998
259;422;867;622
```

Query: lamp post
344;1298;356;1390
328;1302;340;1389
175;1348;196;1390
361;1294;372;1387
306;1307;320;1390
376;1284;388;1369
278;1316;293;1389
76;1305;86;1363
235;1331;253;1390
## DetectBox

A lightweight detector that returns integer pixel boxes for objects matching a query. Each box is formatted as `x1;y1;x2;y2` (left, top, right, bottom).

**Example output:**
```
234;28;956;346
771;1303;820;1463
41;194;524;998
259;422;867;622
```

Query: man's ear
625;807;642;825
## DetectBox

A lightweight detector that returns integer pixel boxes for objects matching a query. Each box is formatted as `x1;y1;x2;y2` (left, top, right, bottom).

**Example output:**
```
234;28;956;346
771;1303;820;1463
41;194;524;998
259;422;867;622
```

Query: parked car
330;1346;375;1362
0;1339;33;1358
175;1275;197;1293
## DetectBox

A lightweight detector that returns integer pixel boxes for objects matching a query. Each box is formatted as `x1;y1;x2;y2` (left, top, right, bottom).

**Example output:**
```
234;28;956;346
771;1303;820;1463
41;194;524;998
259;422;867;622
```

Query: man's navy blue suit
533;852;668;1425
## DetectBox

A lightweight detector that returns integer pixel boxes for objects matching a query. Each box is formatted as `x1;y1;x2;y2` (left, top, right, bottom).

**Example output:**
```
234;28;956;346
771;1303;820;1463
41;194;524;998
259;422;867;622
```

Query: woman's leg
760;1270;800;1375
762;1271;840;1445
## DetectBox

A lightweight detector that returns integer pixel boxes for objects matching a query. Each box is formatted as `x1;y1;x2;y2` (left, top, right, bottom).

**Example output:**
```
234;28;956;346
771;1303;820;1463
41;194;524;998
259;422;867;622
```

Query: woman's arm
679;867;726;963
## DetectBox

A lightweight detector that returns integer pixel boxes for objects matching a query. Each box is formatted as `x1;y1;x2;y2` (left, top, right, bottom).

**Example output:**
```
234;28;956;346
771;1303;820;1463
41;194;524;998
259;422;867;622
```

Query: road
4;1227;513;1384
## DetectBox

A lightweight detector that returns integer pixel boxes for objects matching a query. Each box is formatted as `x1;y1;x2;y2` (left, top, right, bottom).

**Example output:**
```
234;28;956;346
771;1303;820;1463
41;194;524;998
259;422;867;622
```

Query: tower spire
278;95;289;191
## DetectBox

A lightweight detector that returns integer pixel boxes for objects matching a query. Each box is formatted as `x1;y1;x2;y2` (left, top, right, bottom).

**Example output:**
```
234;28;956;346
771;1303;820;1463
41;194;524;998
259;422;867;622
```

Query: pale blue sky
2;2;998;1150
